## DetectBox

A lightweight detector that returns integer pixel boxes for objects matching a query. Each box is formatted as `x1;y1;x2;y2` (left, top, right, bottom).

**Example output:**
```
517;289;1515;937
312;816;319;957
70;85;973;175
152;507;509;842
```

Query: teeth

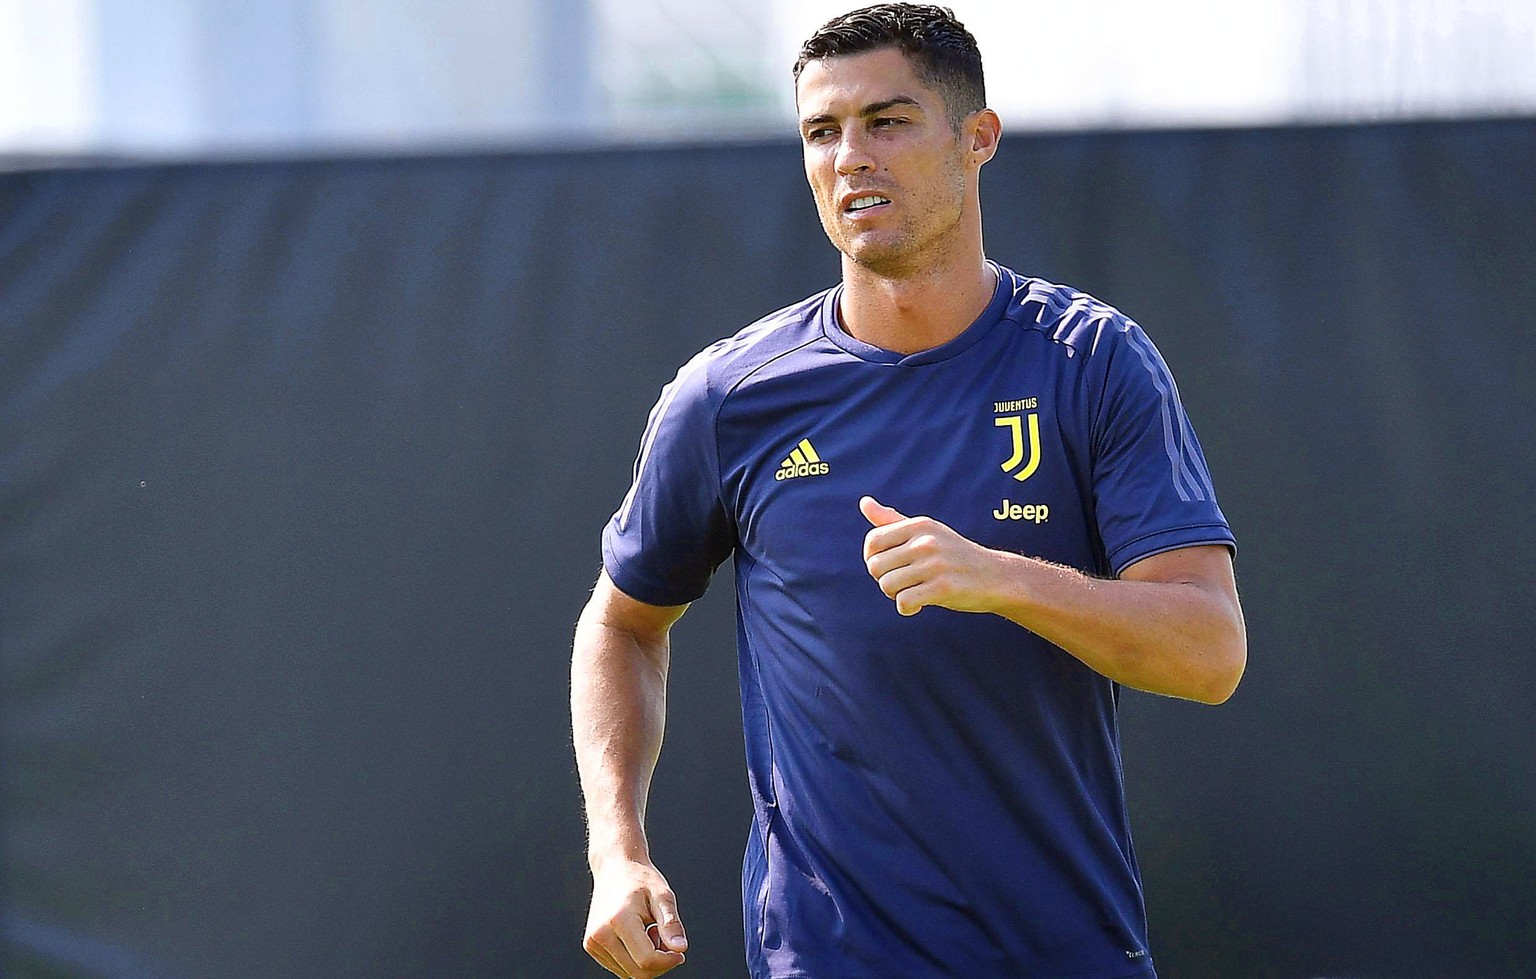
848;195;889;211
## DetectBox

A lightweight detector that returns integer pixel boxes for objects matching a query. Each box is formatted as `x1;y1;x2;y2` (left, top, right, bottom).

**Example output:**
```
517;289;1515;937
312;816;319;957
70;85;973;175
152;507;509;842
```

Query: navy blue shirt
603;265;1234;978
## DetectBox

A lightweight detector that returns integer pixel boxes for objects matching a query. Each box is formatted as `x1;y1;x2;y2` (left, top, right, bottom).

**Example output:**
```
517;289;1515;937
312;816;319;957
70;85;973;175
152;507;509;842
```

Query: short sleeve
1091;322;1235;575
602;354;735;607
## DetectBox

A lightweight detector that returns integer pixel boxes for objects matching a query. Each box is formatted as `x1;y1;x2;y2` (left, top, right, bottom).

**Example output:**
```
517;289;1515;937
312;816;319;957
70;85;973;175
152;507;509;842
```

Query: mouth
843;194;892;214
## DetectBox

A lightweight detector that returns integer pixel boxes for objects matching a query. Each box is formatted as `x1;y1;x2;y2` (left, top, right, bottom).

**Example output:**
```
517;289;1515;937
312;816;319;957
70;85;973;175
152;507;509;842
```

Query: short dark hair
793;4;986;129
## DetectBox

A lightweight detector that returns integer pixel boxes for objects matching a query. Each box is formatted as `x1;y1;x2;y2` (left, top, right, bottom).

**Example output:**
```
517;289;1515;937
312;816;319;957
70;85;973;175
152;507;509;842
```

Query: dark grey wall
2;119;1532;978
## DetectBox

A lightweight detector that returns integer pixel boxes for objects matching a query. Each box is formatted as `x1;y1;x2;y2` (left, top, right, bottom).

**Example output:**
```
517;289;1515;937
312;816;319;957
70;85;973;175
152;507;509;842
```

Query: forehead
795;47;942;119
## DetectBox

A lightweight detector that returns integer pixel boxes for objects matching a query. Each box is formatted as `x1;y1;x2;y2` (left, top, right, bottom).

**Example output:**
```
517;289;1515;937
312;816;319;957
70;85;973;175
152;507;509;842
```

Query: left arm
860;496;1246;704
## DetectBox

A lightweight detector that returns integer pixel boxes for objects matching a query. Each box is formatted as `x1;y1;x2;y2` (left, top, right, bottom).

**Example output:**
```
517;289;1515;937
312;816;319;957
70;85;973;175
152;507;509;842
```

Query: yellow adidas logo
775;438;829;481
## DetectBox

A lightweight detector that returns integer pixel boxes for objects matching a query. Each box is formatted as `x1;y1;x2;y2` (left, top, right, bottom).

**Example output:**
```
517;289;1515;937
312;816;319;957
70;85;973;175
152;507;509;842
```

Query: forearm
571;607;670;870
980;550;1246;704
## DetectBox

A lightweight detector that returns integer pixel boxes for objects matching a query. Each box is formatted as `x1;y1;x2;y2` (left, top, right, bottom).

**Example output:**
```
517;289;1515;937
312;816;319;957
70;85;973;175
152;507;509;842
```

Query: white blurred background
2;0;1534;160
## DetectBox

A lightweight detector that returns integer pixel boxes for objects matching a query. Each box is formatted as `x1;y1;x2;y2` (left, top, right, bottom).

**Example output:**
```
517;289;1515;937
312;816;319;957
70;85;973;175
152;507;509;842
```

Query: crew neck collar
820;262;1011;366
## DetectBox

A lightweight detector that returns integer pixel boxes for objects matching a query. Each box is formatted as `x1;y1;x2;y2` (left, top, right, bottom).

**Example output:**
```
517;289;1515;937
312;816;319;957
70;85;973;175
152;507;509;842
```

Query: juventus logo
994;414;1041;482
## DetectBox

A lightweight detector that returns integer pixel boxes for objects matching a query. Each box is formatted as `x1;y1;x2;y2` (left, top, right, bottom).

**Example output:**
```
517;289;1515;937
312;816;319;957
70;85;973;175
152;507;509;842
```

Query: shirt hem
1109;523;1236;577
601;548;704;608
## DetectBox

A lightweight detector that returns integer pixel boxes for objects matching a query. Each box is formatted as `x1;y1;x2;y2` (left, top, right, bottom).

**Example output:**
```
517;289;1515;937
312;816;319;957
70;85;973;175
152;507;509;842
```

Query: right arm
572;570;691;978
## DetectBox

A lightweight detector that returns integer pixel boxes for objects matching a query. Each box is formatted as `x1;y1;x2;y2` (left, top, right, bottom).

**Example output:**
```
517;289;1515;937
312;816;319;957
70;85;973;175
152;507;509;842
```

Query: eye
803;126;836;143
872;116;907;129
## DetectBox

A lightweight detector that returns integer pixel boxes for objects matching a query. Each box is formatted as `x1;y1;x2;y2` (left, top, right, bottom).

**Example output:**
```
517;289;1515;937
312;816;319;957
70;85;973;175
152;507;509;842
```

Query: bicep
580;570;690;647
1119;544;1239;608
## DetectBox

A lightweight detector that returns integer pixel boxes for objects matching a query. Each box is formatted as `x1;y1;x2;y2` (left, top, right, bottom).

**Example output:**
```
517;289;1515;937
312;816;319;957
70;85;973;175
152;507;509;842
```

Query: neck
837;249;997;356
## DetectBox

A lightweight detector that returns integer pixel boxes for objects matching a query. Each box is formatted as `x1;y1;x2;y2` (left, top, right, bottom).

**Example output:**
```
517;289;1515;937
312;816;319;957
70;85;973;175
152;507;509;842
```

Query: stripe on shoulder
1013;277;1128;358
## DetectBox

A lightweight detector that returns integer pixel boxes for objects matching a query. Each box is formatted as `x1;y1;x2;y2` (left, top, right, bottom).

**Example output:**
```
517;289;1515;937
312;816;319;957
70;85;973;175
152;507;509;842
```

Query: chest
717;354;1101;578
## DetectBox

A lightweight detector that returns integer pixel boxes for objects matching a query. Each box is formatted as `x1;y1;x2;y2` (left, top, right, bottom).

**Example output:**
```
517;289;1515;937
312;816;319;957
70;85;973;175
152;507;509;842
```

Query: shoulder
662;287;834;410
996;268;1145;362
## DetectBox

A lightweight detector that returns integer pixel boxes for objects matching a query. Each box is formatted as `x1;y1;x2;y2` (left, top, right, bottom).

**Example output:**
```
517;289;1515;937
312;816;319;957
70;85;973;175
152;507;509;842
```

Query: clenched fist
583;858;688;978
860;496;1005;617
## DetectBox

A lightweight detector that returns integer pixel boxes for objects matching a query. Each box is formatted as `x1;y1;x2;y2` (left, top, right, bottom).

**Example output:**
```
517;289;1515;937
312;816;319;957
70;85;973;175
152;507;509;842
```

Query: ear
967;109;1001;167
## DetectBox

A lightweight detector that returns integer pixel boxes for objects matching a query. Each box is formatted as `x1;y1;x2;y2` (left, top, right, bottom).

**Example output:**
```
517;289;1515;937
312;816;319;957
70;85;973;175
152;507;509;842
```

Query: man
572;4;1246;977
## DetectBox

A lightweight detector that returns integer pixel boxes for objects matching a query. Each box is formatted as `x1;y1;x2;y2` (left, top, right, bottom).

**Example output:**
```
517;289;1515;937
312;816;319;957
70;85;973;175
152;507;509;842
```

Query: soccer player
571;4;1247;977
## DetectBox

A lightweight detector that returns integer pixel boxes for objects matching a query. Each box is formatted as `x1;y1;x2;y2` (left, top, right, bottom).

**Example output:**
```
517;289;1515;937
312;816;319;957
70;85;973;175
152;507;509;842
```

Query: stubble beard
821;162;969;280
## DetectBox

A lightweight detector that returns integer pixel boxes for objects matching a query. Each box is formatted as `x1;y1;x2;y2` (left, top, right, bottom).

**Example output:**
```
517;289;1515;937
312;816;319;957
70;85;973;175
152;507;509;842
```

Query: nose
834;130;873;175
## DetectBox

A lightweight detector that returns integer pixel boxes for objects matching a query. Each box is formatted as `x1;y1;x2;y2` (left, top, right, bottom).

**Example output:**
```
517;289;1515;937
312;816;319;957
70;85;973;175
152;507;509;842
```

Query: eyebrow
799;95;923;129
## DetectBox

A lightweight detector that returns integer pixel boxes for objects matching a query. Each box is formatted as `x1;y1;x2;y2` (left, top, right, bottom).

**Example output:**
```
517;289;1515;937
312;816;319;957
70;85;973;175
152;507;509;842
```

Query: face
796;47;982;277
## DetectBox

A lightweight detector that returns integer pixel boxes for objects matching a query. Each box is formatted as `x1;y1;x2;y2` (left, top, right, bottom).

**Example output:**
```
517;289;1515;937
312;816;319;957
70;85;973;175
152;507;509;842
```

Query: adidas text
776;461;829;481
